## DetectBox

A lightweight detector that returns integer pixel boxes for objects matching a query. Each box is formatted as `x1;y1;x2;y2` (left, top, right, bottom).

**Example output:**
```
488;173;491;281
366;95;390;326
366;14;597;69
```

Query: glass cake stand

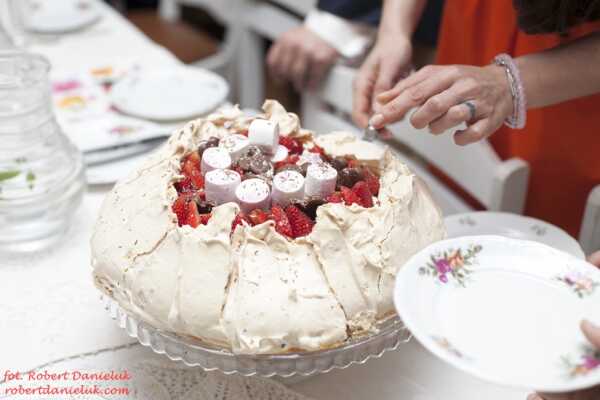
104;297;411;378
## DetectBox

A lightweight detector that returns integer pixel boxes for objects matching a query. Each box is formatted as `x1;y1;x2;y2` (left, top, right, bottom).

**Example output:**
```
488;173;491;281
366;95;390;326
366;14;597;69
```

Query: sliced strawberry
271;205;293;237
198;213;211;225
362;168;380;196
182;152;201;175
238;129;249;137
186;201;201;228
231;212;249;232
274;154;300;170
174;177;194;193
309;144;325;155
248;209;269;225
340;186;361;206
279;136;303;154
326;192;343;203
285;205;315;238
352;181;374;207
172;193;191;226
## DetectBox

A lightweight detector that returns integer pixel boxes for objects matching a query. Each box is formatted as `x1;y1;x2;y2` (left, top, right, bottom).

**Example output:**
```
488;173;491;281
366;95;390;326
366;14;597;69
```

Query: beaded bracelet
493;53;527;129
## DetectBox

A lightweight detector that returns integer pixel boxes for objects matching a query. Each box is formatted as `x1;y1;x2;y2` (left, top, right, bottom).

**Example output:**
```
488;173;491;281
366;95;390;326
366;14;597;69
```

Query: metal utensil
83;136;167;166
363;123;379;142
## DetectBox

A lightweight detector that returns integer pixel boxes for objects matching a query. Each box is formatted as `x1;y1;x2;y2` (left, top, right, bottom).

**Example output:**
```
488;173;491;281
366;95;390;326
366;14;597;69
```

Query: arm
352;0;428;127
368;30;600;145
517;31;600;108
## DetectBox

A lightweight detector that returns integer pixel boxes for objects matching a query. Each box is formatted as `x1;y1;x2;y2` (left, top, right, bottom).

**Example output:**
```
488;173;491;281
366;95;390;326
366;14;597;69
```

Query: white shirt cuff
304;10;375;60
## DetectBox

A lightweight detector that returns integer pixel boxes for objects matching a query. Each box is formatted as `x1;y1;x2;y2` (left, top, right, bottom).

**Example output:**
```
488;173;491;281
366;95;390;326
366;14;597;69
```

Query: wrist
487;64;514;121
492;53;528;129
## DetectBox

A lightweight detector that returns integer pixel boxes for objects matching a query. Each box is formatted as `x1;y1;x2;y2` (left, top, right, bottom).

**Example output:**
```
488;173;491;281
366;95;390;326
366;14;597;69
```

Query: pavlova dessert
91;100;445;354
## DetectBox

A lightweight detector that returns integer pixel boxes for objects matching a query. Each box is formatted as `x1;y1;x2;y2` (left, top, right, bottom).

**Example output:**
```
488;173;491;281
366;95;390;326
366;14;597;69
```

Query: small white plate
110;66;229;122
395;235;600;393
445;212;585;259
25;0;102;33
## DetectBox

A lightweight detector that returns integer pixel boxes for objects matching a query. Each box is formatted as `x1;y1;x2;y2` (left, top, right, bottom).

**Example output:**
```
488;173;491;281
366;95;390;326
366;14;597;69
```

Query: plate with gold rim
394;235;600;393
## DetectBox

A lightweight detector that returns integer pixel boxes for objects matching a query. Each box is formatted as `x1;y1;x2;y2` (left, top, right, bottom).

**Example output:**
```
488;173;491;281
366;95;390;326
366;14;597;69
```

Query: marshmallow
305;162;337;198
271;144;289;163
219;134;250;161
201;147;232;175
272;170;305;206
205;169;241;205
235;178;271;213
248;119;279;155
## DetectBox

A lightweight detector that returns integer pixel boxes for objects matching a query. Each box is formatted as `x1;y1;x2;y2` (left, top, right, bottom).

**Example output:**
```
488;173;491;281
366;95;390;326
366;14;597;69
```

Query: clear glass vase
0;51;85;255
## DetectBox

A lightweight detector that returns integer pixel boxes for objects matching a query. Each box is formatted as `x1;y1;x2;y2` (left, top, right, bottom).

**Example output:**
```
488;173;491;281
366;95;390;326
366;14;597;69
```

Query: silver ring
463;101;476;121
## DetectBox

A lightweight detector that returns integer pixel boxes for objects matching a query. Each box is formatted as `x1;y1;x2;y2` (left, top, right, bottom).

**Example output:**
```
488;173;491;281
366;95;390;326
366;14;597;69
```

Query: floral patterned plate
394;235;600;393
445;212;585;260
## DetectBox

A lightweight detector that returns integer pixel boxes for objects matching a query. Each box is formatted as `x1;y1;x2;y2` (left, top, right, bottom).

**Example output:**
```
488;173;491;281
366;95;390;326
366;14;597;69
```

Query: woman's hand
267;26;339;91
528;321;600;400
588;251;600;268
352;36;412;128
369;64;514;145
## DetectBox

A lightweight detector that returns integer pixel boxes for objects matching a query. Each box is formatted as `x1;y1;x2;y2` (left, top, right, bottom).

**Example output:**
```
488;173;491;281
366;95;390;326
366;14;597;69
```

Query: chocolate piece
329;157;348;171
237;146;264;171
298;197;326;220
337;167;364;189
197;137;219;157
241;145;262;159
250;155;272;175
195;199;215;214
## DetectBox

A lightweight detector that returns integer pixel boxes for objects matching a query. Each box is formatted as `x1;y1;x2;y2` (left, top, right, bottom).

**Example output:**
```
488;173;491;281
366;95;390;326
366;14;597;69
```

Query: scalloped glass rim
104;296;411;377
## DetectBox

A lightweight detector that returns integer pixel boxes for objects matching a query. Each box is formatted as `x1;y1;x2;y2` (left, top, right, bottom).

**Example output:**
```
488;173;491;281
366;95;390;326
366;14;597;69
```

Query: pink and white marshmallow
219;134;250;162
272;170;305;206
235;178;271;213
201;147;232;175
305;162;337;198
205;169;241;205
270;144;289;163
248;119;279;155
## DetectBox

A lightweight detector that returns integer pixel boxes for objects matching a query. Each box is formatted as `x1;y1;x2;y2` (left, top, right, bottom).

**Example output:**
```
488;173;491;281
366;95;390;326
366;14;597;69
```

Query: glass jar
0;51;85;255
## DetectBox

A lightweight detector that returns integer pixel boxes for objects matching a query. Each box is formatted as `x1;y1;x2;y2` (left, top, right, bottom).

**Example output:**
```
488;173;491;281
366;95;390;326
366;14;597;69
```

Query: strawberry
238;129;248;137
352;181;374;208
309;144;325;155
274;154;300;170
172;193;191;226
362;168;380;196
231;212;249;232
181;153;204;189
248;209;269;225
285;205;315;238
174;177;194;193
279;136;303;154
198;213;211;225
186;201;201;228
326;192;343;203
271;205;293;237
340;186;361;206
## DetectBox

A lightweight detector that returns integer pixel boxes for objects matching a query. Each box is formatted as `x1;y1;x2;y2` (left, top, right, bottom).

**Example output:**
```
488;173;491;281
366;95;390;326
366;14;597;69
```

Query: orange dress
435;1;600;238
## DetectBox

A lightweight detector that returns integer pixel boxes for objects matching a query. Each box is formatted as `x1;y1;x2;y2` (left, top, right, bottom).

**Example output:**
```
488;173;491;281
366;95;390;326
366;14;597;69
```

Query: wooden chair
580;185;600;255
302;65;531;215
158;0;242;100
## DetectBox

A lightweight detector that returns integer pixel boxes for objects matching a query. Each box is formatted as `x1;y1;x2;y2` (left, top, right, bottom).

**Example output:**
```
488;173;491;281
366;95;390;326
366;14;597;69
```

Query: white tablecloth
0;3;528;400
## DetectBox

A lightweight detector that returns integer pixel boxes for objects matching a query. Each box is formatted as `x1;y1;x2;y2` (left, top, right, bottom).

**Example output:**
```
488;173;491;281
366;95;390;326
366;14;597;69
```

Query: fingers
370;69;458;129
291;52;309;91
588;251;600;268
373;57;405;100
582;320;600;349
376;64;436;104
410;78;482;130
352;56;378;128
453;118;491;146
266;42;284;82
306;50;336;90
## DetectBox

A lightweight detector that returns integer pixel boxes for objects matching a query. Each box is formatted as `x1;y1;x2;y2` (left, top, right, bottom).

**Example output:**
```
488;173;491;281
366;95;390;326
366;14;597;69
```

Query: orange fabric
435;0;600;237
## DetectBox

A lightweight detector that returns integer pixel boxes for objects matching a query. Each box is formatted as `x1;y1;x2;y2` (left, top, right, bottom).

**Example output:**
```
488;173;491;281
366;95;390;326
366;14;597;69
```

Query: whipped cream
91;101;446;354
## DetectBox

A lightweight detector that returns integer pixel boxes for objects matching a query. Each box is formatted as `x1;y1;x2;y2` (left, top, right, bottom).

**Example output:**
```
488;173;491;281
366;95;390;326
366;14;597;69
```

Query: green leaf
0;170;21;182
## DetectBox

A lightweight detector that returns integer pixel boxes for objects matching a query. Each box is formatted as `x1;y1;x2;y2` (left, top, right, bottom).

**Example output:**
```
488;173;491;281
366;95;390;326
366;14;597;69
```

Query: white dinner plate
110;66;229;122
25;0;102;34
445;212;585;259
395;235;600;393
